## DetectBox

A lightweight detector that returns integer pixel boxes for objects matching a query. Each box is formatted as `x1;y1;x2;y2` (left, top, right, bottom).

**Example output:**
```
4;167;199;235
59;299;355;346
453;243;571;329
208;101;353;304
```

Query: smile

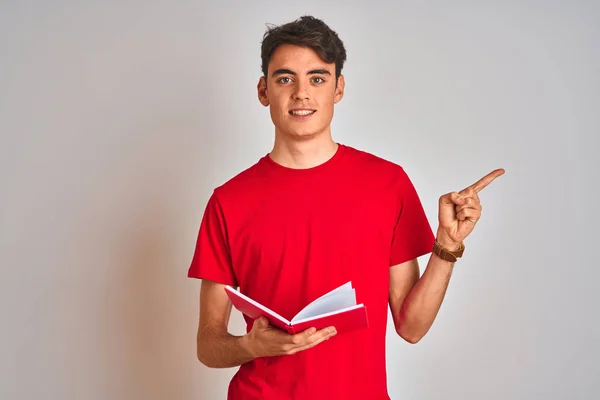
289;110;316;116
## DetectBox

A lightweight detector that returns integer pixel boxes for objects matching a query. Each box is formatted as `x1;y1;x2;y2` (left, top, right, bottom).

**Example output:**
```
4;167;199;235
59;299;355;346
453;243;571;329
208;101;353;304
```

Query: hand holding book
241;316;337;358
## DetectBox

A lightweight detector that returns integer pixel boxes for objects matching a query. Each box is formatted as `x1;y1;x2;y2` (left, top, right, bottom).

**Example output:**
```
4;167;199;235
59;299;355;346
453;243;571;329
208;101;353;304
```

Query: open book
224;282;369;335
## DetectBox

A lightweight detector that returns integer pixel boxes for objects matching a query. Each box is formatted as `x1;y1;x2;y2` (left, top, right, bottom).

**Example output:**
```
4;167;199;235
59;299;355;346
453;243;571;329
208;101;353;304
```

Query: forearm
396;231;458;343
197;326;255;368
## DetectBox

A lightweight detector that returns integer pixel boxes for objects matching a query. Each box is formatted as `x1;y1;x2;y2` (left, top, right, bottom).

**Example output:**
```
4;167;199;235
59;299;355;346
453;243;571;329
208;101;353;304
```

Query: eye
277;77;292;84
312;77;325;84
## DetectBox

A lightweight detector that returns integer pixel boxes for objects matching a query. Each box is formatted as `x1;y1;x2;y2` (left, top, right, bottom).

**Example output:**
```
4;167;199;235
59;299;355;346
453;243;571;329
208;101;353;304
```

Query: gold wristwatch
432;240;465;263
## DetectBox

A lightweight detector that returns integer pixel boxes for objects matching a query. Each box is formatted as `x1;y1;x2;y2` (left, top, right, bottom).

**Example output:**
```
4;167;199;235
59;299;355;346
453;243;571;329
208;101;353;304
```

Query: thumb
440;192;465;206
254;316;269;329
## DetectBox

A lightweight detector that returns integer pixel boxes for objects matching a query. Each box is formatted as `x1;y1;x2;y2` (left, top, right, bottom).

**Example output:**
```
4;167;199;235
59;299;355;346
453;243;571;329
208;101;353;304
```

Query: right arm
196;279;337;368
196;279;255;368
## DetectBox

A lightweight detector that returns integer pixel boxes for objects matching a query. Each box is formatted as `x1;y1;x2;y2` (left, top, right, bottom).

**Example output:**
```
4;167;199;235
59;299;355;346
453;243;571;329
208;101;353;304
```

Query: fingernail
309;328;316;335
329;327;336;334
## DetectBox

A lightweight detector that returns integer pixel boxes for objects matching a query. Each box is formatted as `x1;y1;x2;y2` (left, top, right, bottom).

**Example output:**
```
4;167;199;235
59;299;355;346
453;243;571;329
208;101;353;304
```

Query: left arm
389;231;459;344
389;169;505;344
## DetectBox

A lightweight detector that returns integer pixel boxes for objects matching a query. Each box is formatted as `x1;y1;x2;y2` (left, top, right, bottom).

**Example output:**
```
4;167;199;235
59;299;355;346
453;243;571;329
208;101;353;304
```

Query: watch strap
432;240;465;263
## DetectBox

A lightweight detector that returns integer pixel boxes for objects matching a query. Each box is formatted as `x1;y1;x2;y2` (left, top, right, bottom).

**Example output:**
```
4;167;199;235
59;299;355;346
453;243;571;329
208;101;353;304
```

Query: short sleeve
187;191;237;286
389;168;435;266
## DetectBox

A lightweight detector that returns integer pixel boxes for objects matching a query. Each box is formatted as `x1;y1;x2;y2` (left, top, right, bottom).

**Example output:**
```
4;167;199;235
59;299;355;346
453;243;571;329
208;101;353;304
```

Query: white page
291;282;357;323
312;281;353;302
292;304;364;326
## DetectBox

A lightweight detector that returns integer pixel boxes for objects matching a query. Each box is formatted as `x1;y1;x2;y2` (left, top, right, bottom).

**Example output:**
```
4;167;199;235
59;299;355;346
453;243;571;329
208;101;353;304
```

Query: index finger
469;168;505;193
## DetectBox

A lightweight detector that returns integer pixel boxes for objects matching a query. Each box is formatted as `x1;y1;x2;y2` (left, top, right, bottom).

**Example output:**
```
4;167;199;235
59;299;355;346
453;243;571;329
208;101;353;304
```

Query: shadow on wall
117;214;179;399
100;83;236;399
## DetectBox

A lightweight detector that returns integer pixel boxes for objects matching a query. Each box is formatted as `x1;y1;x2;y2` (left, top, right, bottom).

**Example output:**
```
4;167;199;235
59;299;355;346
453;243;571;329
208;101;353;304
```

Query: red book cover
224;282;369;335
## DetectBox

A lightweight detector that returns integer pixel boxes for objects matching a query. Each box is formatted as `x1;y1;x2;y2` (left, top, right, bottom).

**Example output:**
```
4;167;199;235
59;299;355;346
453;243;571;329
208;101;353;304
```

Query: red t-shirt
188;144;434;400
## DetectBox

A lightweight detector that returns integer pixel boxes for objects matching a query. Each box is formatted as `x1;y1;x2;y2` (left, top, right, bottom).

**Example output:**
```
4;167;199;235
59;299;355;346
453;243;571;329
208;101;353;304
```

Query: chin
280;124;326;140
286;130;322;141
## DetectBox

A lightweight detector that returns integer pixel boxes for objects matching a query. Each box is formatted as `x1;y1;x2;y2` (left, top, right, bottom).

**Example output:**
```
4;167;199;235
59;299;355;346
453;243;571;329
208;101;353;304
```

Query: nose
292;80;310;101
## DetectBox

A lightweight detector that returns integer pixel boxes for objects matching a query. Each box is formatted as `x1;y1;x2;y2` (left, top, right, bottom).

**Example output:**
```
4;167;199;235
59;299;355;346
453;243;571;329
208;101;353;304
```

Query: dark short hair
260;16;347;80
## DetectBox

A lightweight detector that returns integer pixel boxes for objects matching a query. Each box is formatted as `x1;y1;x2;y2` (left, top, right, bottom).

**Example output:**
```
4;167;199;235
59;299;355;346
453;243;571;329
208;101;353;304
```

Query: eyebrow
271;68;332;77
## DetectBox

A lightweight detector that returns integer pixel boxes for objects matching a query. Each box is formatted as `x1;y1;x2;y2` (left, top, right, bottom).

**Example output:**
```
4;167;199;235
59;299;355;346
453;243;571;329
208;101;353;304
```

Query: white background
1;1;598;399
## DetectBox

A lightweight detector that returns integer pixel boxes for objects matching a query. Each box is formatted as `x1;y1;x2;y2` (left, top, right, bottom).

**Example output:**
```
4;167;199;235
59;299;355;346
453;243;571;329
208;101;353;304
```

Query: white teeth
291;110;315;116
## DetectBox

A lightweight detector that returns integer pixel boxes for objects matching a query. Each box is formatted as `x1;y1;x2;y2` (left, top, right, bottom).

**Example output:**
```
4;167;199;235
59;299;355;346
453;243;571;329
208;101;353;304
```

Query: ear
334;75;345;104
257;76;269;107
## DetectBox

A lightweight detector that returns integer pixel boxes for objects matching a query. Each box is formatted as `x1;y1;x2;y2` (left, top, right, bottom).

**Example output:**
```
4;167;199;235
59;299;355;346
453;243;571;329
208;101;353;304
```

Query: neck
269;129;338;169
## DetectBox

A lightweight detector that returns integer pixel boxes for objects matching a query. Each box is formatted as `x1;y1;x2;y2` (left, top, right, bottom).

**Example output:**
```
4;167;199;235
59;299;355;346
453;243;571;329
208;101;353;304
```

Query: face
257;44;345;141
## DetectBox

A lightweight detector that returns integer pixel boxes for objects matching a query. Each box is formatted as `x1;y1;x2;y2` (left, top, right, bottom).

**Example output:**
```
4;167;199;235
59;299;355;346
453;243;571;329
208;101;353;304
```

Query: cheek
269;98;287;117
266;98;285;119
269;107;284;124
319;100;335;118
